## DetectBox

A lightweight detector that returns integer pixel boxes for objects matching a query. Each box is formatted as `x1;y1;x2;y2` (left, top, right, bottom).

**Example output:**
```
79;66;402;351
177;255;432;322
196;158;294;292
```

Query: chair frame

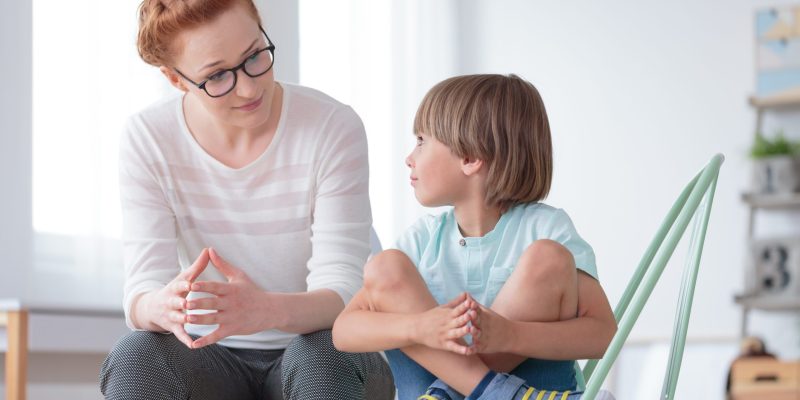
579;154;724;399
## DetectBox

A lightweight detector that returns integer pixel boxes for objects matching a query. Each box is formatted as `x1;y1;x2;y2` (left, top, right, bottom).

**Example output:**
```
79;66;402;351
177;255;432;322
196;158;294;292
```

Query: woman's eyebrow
197;37;259;74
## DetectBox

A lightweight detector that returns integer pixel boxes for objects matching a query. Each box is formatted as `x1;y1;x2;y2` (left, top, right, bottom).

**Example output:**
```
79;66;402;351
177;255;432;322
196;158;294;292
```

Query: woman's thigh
280;329;395;400
100;331;255;400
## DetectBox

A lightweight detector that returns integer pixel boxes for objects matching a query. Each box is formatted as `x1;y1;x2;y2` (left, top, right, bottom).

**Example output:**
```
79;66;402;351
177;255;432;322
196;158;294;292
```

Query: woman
99;1;394;399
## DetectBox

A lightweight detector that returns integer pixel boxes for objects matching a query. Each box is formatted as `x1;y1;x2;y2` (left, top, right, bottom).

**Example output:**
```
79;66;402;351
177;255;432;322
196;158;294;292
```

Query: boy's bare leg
363;249;489;396
480;239;579;372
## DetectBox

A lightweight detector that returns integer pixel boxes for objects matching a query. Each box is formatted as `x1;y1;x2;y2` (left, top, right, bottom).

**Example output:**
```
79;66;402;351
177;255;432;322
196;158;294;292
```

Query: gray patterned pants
99;330;394;400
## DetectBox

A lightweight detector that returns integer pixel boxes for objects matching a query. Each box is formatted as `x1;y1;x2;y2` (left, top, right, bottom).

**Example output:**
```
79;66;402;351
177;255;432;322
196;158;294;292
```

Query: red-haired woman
99;1;394;398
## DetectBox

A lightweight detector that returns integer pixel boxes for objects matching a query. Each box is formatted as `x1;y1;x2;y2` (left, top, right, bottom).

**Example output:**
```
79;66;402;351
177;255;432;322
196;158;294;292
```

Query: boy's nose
405;153;413;168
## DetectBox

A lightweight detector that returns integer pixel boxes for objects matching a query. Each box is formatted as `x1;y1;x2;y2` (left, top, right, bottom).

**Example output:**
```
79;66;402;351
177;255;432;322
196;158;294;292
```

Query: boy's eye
416;136;424;145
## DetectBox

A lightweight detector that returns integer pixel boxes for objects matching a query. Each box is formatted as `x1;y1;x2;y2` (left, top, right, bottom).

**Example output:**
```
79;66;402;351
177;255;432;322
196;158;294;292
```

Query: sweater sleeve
119;116;180;329
305;106;372;305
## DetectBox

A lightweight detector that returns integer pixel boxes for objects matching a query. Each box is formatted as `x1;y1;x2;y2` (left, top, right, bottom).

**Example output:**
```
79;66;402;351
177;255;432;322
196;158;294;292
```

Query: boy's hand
458;294;512;355
412;292;478;355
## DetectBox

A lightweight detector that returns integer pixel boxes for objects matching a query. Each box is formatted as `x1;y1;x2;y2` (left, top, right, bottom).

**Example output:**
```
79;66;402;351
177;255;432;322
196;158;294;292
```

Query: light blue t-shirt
394;202;597;306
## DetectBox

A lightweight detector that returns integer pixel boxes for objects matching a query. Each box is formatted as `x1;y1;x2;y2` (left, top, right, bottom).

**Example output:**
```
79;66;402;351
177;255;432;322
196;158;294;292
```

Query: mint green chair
577;154;724;399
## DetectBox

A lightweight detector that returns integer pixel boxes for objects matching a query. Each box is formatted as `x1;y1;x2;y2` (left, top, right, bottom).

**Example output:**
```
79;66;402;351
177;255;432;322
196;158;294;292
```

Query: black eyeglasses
174;26;276;98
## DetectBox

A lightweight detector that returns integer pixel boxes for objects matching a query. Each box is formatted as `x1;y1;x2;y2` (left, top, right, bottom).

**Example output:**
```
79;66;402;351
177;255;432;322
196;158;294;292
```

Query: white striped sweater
119;83;371;349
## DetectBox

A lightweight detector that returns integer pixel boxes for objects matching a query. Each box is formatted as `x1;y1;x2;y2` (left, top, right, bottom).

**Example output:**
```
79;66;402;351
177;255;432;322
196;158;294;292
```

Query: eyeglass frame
173;26;276;98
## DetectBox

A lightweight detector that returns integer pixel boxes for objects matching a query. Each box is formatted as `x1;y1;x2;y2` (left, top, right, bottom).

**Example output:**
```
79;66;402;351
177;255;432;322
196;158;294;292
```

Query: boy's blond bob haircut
413;74;553;211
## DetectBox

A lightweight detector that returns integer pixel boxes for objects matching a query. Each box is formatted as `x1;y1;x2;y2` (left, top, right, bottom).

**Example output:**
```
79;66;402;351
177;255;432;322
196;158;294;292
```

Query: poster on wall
756;7;800;99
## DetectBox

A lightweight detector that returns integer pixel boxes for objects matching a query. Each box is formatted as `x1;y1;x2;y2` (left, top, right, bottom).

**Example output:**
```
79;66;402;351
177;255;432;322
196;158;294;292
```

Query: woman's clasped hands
146;247;281;350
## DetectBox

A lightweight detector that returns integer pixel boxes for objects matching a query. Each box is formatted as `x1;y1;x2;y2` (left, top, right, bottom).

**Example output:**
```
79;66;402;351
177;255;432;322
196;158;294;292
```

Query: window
32;0;171;305
299;0;396;245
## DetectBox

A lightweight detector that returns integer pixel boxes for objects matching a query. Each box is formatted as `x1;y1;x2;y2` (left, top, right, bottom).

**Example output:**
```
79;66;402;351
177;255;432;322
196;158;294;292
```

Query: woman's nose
235;70;259;98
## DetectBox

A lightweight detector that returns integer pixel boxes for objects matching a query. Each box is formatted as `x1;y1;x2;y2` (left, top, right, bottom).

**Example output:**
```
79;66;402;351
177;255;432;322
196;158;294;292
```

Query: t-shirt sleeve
544;209;598;280
392;216;433;269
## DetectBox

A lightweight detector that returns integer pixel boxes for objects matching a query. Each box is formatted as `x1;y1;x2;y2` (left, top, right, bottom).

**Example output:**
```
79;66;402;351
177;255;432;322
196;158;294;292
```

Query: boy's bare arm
465;271;616;360
503;271;617;360
332;289;418;352
333;289;477;354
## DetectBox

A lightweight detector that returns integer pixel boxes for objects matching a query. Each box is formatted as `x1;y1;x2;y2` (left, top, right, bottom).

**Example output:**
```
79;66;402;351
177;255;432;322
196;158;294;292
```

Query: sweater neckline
175;83;290;173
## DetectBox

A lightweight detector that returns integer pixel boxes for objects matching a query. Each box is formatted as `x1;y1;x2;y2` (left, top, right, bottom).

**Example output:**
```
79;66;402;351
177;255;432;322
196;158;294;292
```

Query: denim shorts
385;349;577;400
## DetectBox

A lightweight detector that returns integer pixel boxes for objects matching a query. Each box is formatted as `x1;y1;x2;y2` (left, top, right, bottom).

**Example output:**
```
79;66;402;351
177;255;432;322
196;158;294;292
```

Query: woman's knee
102;331;180;370
283;330;346;371
363;249;416;294
282;330;355;395
100;331;186;397
282;330;394;400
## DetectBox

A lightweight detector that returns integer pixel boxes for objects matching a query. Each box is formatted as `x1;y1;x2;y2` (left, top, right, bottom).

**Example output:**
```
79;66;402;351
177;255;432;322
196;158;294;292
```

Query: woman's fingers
192;328;227;349
191;281;231;296
187;312;219;325
173;327;195;349
168;310;188;324
180;248;210;282
186;296;223;311
208;248;242;280
169;296;187;310
169;280;192;296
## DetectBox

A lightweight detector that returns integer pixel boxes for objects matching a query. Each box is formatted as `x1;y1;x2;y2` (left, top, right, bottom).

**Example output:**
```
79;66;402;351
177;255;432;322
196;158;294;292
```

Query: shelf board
734;293;800;311
750;87;800;109
741;192;800;209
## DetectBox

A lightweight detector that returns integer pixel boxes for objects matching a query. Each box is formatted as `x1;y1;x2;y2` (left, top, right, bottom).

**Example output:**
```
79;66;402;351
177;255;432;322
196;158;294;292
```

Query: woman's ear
461;157;484;176
159;66;189;92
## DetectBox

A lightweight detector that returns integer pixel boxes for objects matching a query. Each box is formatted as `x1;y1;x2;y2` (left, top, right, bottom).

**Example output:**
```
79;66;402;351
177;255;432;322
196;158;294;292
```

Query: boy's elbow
596;320;618;358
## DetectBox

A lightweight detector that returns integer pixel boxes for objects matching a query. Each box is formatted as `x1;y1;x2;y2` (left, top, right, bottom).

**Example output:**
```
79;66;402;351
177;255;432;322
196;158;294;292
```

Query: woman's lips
237;95;263;112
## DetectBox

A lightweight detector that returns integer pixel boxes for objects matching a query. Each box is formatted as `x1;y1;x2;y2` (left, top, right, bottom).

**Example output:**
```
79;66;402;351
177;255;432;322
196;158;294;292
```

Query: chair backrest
579;154;724;399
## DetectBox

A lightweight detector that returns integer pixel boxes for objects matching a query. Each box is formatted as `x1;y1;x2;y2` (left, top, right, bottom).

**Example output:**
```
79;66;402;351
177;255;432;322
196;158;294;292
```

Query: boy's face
405;133;467;207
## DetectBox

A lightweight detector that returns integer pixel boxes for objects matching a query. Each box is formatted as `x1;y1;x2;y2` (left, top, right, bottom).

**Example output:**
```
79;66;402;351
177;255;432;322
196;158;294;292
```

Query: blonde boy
333;74;617;400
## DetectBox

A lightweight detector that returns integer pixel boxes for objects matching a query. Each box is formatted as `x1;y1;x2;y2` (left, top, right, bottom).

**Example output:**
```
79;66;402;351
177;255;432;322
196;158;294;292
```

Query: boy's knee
363;249;415;293
518;240;576;281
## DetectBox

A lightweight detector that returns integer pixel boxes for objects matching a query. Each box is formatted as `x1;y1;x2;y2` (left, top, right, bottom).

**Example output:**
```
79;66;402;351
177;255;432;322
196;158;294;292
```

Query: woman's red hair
137;0;261;66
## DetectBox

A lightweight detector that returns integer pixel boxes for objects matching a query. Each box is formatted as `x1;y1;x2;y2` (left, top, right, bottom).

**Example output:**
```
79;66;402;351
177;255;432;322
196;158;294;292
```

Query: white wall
257;0;299;84
457;0;800;397
0;0;33;301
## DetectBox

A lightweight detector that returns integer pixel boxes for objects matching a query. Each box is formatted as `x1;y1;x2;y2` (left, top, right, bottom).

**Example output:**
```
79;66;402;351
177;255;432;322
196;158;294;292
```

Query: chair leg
4;310;28;400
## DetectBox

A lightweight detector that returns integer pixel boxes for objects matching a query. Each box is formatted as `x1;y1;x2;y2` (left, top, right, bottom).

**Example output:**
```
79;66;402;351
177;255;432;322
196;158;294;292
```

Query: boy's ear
159;66;189;93
461;157;484;176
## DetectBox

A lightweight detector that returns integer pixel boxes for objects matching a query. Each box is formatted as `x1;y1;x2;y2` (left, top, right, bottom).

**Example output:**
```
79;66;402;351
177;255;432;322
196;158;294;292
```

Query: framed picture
747;237;800;296
756;7;800;98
